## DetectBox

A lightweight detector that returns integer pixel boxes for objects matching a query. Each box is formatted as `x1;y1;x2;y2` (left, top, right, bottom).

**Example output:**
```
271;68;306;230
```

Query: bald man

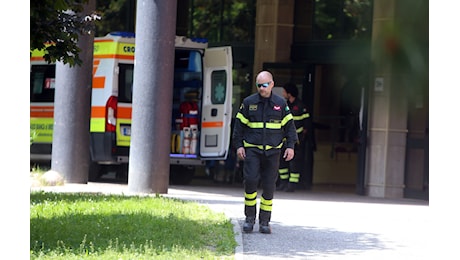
233;71;298;234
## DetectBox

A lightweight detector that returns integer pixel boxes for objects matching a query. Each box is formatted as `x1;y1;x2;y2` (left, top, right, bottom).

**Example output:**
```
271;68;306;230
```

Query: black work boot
259;221;271;234
243;217;255;233
285;182;296;192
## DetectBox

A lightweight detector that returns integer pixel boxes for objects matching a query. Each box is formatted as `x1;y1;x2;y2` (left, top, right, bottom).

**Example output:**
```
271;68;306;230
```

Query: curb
231;218;244;260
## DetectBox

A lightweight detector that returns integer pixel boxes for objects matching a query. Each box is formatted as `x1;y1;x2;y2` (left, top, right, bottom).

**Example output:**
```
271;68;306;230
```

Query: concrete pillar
366;0;407;198
51;0;95;183
253;0;295;78
128;0;177;194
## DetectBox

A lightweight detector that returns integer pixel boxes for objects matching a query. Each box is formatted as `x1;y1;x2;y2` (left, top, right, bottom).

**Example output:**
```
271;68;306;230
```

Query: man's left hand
283;148;295;161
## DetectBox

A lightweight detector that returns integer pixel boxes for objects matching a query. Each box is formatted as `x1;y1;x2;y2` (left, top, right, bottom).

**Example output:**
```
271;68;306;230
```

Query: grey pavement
31;179;430;259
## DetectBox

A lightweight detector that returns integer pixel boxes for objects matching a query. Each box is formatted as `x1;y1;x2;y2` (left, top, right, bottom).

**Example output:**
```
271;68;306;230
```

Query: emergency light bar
108;31;135;38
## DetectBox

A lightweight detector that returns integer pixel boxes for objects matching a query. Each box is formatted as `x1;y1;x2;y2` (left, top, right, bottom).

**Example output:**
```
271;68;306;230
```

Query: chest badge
249;104;258;111
273;105;281;111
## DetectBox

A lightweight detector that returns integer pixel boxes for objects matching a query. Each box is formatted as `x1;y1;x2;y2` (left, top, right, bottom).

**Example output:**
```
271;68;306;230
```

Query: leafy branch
30;0;101;67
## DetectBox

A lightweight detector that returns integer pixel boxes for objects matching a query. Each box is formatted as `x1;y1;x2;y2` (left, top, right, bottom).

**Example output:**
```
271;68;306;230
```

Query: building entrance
263;62;368;194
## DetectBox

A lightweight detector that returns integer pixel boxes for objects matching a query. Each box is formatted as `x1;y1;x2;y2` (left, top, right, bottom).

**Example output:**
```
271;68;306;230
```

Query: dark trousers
279;142;304;184
243;148;280;222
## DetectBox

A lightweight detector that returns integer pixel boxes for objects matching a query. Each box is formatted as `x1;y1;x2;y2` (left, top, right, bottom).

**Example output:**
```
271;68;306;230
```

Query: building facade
199;0;428;200
101;0;429;200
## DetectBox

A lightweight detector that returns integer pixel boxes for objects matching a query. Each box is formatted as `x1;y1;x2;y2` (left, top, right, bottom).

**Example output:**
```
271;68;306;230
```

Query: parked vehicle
30;32;233;184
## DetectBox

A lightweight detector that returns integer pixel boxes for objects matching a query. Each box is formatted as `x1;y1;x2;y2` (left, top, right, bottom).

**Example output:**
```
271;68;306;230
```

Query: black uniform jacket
233;92;298;155
288;98;310;142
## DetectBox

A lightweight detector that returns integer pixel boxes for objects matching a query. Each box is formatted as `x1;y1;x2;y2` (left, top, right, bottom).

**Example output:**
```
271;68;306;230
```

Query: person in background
277;82;311;192
232;71;298;234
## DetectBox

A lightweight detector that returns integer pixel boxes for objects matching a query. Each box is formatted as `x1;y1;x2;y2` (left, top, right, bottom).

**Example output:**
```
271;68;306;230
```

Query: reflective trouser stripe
245;191;257;206
289;172;300;183
260;196;272;212
278;168;289;180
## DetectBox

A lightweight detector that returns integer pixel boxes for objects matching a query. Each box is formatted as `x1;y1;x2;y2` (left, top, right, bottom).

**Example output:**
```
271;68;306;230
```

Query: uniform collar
257;92;274;104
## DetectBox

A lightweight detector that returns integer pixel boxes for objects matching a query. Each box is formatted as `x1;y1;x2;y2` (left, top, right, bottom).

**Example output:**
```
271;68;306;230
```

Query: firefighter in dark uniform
277;82;311;192
233;71;298;234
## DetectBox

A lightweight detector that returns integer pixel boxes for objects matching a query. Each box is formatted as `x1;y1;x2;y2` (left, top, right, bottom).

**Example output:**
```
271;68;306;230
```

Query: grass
30;163;49;175
30;191;238;259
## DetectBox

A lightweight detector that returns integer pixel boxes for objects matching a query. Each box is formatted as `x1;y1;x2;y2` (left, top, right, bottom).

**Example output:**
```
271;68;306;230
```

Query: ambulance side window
118;64;134;103
210;70;227;105
30;65;56;102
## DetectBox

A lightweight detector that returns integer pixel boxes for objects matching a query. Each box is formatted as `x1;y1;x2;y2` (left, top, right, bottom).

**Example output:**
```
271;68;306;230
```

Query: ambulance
30;32;233;184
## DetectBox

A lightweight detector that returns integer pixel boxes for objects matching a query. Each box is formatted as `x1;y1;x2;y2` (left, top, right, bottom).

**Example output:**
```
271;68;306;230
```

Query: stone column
253;0;295;79
366;0;407;198
51;0;95;183
128;0;177;194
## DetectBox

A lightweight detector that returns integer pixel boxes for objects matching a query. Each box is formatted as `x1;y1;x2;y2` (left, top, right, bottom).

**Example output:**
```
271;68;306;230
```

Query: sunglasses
256;81;272;88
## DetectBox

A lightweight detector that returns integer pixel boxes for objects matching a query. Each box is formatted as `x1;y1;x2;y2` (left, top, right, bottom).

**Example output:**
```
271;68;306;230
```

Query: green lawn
30;191;237;259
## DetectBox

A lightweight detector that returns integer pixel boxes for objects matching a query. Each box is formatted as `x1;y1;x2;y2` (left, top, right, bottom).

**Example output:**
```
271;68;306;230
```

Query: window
211;70;226;105
118;64;134;103
30;65;56;102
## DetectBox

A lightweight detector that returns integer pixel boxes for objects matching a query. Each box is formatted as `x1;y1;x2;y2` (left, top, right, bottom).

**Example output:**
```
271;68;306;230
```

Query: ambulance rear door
200;46;233;159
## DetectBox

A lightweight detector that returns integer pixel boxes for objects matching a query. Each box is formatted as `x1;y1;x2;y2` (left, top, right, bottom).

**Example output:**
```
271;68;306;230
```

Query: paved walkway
31;180;430;259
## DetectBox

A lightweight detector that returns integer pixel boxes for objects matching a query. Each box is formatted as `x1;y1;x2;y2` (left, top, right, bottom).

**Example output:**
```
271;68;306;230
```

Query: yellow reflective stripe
248;122;264;128
245;191;257;206
236;112;249;125
279;167;289;179
260;197;272;212
260;205;272;211
278;168;288;174
30;118;54;143
247;122;282;129
296;126;304;133
245;191;257;200
293;115;302;121
94;41;135;57
90;118;105;132
265;122;281;129
243;141;262;149
289;173;300;183
293;113;310;121
281;114;293;126
116;118;131;147
279;174;289;180
289;177;299;183
243;141;283;150
238;113;293;129
245;200;257;206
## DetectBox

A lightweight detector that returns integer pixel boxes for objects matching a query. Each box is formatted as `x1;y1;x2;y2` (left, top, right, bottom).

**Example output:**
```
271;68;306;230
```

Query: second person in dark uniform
277;82;311;192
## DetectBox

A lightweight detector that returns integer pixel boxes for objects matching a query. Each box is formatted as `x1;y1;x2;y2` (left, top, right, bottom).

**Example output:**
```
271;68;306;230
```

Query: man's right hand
237;147;246;160
283;148;295;161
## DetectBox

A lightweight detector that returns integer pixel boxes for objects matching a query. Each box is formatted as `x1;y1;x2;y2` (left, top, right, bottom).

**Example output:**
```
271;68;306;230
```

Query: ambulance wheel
115;163;128;182
170;165;195;185
88;162;101;182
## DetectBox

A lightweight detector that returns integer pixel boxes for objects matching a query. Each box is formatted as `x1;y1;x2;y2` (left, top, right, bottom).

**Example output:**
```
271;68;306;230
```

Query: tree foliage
191;0;255;43
314;0;372;40
93;0;136;37
30;0;100;67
